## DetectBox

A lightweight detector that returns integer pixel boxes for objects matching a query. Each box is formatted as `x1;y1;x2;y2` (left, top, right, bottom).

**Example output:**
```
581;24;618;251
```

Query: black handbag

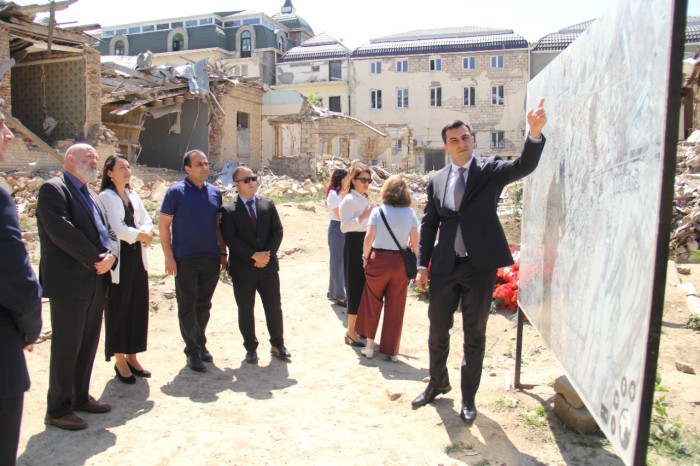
378;208;417;280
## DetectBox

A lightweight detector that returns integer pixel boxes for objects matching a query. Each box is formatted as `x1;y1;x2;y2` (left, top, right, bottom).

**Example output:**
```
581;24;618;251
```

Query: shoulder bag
378;208;417;280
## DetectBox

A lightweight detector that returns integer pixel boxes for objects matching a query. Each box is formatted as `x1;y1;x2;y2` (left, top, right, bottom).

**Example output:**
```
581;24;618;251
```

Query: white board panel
520;0;683;463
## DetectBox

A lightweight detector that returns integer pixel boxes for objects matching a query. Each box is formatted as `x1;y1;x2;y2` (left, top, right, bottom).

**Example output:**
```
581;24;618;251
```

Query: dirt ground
14;197;700;466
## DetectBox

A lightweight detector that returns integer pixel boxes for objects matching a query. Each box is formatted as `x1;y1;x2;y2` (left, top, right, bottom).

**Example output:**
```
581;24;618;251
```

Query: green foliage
576;432;608;448
443;441;473;454
474;461;490;466
271;192;324;204
689;249;700;263
648;375;700;462
19;216;35;232
306;92;323;107
148;273;166;283
688;313;700;330
521;406;547;429
411;283;429;300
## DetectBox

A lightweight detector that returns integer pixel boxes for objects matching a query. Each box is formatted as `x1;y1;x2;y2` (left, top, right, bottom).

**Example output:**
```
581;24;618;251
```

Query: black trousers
0;393;23;466
232;272;284;351
343;232;366;315
46;277;107;418
175;256;220;356
427;257;497;403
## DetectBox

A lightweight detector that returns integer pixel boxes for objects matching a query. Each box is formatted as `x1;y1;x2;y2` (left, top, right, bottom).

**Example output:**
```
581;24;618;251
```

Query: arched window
114;40;125;55
172;33;184;52
241;31;251;58
277;34;285;52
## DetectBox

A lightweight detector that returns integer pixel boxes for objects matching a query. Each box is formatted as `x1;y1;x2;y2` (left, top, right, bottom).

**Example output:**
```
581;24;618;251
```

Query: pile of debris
672;145;700;261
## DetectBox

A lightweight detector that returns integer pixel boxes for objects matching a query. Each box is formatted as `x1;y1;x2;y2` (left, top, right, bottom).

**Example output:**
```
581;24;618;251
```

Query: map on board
519;0;682;463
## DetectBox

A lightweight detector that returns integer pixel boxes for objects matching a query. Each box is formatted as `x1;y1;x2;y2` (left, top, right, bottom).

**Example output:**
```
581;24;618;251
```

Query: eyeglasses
235;176;258;183
354;177;372;184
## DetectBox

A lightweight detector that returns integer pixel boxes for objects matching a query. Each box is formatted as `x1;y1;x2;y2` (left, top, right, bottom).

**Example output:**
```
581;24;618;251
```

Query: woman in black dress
99;155;154;384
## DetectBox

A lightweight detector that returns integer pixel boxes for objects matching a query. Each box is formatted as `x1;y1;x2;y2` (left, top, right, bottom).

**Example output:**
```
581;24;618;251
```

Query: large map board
519;0;685;464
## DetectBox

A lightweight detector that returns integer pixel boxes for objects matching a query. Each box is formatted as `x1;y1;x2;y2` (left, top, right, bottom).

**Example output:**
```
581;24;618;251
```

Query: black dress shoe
411;384;452;407
126;361;151;378
186;355;206;372
200;348;213;363
245;351;258;364
114;365;136;384
460;400;478;423
271;345;291;359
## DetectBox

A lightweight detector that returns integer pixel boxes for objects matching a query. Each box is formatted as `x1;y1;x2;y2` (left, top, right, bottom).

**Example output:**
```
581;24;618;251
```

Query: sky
13;0;700;50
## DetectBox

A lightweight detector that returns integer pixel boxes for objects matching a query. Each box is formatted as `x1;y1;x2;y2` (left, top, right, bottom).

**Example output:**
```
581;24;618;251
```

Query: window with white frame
490;55;504;68
370;61;382;74
491;85;504;106
370;90;382;109
463;87;476;107
396;59;408;72
429;58;442;71
463;56;476;69
430;86;442;107
397;88;409;108
491;131;505;149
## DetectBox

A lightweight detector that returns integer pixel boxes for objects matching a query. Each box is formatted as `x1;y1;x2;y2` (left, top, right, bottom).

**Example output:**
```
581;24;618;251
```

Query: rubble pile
672;145;700;260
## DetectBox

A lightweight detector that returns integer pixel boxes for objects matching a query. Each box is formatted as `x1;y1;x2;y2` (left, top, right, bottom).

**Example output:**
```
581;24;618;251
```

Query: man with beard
37;143;115;430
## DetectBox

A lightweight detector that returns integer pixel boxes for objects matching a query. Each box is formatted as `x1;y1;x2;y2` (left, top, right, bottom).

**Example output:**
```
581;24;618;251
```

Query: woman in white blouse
99;155;154;384
326;168;348;307
339;164;373;347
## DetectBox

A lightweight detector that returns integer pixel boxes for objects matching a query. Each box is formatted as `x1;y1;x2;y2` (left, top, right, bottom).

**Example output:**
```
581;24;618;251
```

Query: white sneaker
389;355;398;362
361;347;374;359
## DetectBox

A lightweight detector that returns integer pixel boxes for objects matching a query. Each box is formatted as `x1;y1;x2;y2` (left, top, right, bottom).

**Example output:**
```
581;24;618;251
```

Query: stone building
93;1;314;85
350;27;531;170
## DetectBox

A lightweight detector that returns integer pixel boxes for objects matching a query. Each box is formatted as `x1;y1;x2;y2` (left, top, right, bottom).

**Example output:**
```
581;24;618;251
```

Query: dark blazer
0;188;42;398
419;136;546;274
36;174;111;299
220;195;283;279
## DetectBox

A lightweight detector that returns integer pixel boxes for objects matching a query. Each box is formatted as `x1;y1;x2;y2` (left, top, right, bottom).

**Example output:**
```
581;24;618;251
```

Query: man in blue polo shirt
159;149;227;372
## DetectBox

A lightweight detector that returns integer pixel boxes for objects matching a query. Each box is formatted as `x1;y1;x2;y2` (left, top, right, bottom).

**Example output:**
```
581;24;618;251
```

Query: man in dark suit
0;113;42;465
220;166;290;364
412;99;548;424
37;143;116;430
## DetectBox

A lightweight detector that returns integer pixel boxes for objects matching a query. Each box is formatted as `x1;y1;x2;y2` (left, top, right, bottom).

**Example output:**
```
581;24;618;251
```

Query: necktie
80;185;112;251
246;199;257;229
454;167;467;257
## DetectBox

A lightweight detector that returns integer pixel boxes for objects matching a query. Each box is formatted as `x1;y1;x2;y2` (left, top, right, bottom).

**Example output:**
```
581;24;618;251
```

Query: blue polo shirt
160;177;222;260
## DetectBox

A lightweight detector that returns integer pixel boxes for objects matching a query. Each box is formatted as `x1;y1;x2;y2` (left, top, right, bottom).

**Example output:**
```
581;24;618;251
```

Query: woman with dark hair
326;168;348;306
356;174;418;361
99;155;154;384
339;164;373;347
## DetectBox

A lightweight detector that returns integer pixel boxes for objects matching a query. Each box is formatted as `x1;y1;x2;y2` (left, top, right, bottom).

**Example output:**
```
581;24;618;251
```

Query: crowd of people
0;99;546;464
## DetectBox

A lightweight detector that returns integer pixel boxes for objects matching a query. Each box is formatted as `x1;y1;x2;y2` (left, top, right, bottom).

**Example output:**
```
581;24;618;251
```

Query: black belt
373;248;402;254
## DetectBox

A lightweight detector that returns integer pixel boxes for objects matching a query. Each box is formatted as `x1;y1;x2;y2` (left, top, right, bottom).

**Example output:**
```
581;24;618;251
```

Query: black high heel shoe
345;333;366;348
114;365;136;384
126;361;152;378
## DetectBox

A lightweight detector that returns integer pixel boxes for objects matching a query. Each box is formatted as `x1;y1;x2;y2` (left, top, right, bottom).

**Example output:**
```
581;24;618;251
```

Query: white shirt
443;159;472;211
339;189;369;233
327;190;342;221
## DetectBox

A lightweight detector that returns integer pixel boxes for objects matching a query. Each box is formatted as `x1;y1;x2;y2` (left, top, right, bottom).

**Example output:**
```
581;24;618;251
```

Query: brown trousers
355;250;409;357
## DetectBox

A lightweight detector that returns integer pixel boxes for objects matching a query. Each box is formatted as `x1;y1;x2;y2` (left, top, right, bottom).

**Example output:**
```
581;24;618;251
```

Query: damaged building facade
0;0;107;171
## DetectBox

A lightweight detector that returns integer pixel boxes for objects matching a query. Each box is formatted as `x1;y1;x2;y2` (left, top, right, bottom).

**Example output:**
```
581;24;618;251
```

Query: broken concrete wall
268;155;317;181
313;116;390;162
209;82;264;170
84;47;103;141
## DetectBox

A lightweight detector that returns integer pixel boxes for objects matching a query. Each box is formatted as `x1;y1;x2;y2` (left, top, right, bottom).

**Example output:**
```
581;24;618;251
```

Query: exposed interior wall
11;54;86;144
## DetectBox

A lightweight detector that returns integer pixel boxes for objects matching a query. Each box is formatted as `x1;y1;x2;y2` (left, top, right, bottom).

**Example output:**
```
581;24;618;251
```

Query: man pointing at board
412;99;547;423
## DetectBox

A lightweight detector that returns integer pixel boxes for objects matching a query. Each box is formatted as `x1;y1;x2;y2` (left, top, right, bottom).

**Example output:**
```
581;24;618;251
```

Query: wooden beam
101;78;151;94
7;17;92;45
101;62;165;85
14;0;77;16
104;122;145;131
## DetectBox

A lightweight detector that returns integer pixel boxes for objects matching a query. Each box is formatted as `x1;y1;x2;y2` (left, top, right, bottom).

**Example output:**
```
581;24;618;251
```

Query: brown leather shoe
45;413;88;430
72;395;112;414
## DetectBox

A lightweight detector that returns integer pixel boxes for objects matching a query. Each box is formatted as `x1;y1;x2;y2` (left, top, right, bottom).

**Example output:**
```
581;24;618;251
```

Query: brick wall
0;24;11;110
209;83;264;169
84;47;103;141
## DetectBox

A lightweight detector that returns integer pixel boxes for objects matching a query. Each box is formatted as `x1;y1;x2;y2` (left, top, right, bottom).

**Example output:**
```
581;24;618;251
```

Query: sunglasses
354;177;372;184
235;176;258;183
